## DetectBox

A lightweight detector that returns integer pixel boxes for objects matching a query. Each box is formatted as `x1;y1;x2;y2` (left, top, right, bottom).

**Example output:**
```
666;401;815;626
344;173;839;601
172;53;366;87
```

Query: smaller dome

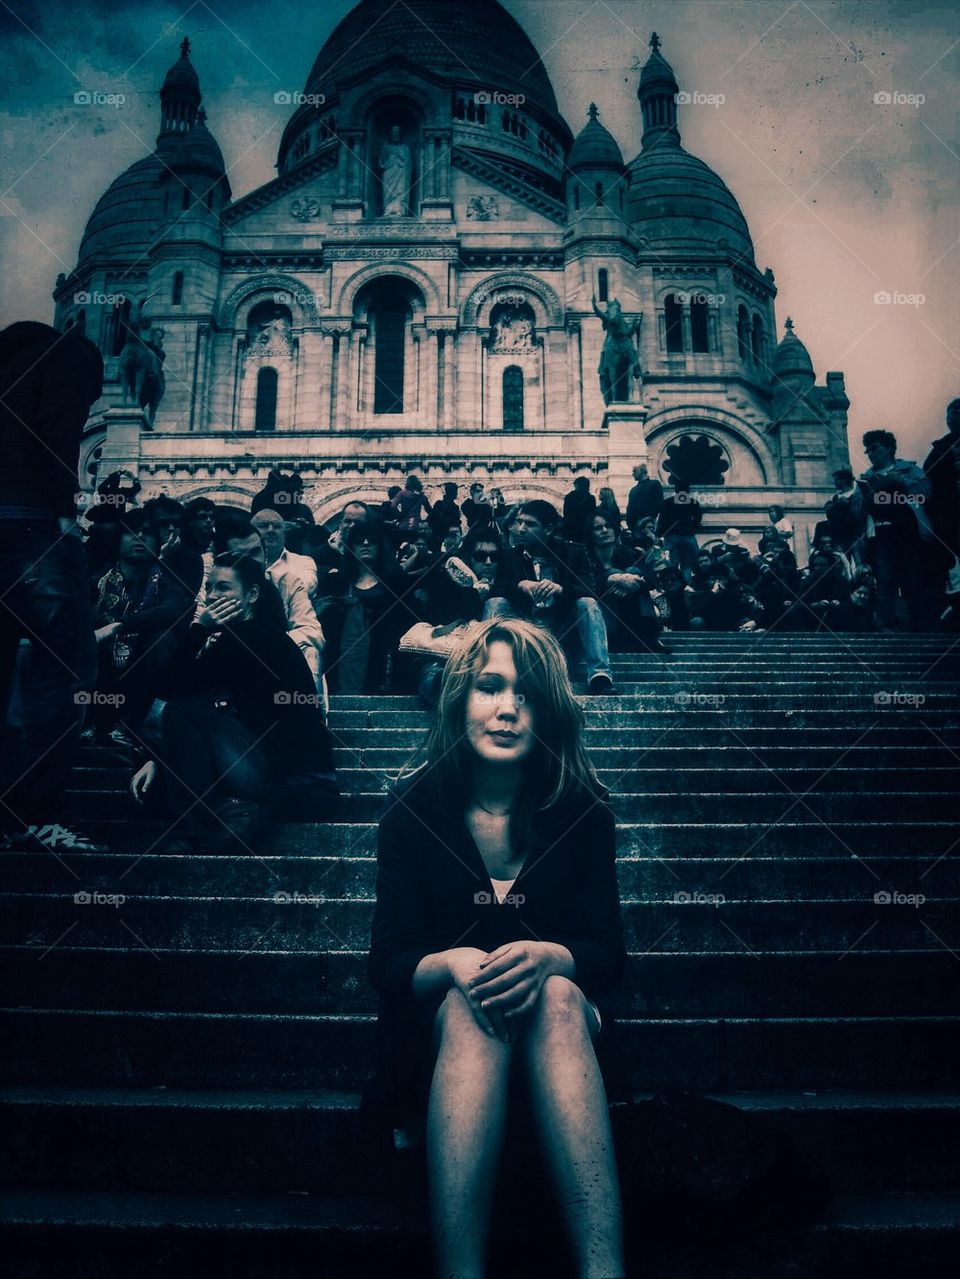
568;104;624;170
159;106;227;178
162;37;200;94
772;318;815;381
639;32;678;93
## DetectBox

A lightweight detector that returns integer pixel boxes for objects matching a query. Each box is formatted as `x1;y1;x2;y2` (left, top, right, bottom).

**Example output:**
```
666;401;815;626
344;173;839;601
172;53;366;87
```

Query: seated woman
129;553;336;851
585;511;665;653
316;519;415;694
368;618;627;1278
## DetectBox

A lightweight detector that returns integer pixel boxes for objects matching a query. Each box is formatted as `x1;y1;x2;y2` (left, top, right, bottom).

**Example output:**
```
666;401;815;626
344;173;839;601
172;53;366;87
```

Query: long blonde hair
399;618;602;851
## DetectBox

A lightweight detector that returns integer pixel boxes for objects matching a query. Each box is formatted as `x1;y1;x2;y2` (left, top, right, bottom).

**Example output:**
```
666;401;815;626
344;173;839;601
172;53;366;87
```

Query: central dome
302;0;558;114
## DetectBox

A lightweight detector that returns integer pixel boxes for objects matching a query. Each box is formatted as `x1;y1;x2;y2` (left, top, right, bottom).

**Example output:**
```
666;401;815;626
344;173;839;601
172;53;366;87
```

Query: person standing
562;476;597;545
461;482;493;531
0;321;106;851
655;480;703;572
625;462;663;532
923;398;960;574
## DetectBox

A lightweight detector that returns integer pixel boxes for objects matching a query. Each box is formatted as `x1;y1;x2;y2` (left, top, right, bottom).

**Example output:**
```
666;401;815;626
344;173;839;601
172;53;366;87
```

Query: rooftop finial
588;102;599;121
784;317;794;334
649;32;661;53
180;36;191;58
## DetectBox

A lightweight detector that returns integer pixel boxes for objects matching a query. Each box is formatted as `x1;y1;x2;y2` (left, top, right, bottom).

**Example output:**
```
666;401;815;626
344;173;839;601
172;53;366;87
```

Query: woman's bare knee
432;987;505;1057
525;974;594;1040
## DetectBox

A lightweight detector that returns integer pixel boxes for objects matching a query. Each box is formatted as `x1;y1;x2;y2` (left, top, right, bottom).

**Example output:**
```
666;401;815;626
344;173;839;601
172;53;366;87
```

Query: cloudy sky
0;0;956;466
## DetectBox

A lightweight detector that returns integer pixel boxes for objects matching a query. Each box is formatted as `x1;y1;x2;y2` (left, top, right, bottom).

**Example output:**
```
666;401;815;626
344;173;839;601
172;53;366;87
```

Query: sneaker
0;823;108;853
445;557;478;589
587;674;614;695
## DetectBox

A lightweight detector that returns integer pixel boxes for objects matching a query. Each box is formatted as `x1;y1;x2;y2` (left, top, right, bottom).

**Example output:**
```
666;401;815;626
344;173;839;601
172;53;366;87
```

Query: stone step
336;745;960;771
5;946;957;1019
63;788;960;824
6;893;955;953
3;1008;957;1091
68;764;960;799
325;707;959;729
329;725;960;749
67;817;960;858
3;1086;959;1199
4;851;948;900
327;691;958;708
3;1186;959;1279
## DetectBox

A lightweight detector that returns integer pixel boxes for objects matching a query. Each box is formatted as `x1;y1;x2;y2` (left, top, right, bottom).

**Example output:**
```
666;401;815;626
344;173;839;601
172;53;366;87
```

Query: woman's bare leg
519;974;626;1279
427;987;514;1279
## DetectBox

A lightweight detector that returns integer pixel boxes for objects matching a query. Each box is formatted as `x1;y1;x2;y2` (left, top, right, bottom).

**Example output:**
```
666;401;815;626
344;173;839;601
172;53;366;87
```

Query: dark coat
498;538;596;621
626;477;664;528
366;768;627;1130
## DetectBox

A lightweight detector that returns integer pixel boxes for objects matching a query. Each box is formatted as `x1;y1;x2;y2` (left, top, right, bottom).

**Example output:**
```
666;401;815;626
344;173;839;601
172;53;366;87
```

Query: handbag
398;620;482;659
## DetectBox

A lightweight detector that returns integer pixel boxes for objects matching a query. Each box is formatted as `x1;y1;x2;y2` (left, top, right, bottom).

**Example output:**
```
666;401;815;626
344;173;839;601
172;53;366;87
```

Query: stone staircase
2;632;959;1277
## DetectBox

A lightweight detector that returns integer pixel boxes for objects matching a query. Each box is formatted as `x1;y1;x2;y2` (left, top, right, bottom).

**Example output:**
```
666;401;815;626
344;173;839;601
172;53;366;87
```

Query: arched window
172;272;183;305
374;306;406;414
254;367;278;431
664;293;684;354
597;269;609;303
690;296;709;353
502;366;524;431
663;433;730;486
736;305;750;360
751;314;764;365
595;181;604;207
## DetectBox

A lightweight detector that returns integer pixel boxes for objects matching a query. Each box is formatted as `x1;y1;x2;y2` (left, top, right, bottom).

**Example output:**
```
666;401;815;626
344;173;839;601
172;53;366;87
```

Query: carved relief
467;195;500;220
290;197;321;222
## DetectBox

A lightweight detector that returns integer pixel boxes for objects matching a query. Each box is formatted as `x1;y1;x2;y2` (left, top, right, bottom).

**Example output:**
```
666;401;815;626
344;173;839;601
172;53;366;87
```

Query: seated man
499;500;614;694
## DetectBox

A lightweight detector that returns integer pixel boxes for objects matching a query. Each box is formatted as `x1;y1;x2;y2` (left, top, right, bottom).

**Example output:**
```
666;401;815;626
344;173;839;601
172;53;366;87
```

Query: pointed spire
638;33;680;150
588;102;599;121
159;34;201;140
180;36;190;59
784;317;794;333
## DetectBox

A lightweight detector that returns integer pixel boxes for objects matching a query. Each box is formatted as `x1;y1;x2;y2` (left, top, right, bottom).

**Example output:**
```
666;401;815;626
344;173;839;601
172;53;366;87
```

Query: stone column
604;403;649;512
458;330;483;429
329;324;354;429
566;321;584;430
97;407;147;486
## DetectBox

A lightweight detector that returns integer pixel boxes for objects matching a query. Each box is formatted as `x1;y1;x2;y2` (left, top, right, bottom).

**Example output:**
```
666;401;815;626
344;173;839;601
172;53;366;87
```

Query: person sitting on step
368;617;628;1279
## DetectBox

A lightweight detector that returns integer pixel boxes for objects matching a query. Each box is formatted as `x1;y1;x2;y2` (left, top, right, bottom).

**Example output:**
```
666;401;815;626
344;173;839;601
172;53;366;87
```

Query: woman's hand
196;598;244;630
446;947;514;1042
130;759;157;804
467;941;569;1023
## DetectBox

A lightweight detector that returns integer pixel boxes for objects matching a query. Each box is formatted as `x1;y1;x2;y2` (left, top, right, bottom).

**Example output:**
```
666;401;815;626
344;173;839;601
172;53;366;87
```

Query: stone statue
379;125;410;216
592;294;642;404
118;296;166;428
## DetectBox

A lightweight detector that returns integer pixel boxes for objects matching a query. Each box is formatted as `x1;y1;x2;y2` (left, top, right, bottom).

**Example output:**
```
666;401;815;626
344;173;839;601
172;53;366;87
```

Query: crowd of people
2;319;958;857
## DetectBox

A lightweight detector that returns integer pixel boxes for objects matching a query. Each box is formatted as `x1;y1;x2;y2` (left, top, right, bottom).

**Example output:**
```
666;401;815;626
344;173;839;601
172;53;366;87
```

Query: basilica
56;0;851;551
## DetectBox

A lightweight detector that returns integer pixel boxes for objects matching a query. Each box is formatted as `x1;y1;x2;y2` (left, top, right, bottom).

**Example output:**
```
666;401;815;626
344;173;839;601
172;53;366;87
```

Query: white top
489;877;517;903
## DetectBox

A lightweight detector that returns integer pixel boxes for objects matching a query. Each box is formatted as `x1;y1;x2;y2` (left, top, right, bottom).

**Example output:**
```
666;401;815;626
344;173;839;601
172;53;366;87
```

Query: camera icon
674;91;692;105
474;891;492;904
874;890;892;904
273;891;292;903
873;91;892;105
274;91;292;105
674;692;691;706
873;291;892;304
273;291;291;306
474;91;491;105
673;891;692;904
74;691;92;705
73;91;92;105
74;291;90;305
873;691;891;705
274;691;292;705
74;891;92;904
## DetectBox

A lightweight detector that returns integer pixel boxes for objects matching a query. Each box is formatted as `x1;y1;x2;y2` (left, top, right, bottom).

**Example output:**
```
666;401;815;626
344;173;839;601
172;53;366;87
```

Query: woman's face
351;530;380;564
465;640;535;767
591;515;616;547
205;567;257;620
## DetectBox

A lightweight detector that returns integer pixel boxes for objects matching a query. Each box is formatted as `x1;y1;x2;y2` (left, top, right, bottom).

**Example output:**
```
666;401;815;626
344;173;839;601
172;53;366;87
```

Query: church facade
55;0;850;554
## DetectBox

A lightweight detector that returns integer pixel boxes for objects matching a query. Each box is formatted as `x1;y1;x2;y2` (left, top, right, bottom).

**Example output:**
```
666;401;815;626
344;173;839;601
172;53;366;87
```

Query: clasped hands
450;941;565;1043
